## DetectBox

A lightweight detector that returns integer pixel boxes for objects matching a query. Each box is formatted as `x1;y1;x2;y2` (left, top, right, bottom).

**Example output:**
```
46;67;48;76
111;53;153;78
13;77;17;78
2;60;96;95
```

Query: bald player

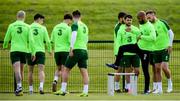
3;10;35;96
106;11;156;94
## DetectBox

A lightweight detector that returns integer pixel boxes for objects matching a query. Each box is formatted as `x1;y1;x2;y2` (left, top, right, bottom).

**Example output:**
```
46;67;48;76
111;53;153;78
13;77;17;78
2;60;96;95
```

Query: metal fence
0;40;180;93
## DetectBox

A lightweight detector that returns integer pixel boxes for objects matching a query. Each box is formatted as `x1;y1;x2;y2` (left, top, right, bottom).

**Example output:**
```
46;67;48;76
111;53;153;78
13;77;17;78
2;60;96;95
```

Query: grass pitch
0;93;180;100
0;0;180;40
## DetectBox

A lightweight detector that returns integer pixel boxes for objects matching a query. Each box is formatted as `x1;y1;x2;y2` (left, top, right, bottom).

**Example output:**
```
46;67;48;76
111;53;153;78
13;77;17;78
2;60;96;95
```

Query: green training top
152;19;170;51
3;20;35;55
137;21;156;51
116;24;140;55
114;22;122;56
51;22;71;52
30;22;51;53
71;21;88;50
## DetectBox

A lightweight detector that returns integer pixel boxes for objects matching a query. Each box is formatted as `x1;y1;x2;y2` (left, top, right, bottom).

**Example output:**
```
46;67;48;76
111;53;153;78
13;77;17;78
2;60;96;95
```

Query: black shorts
153;49;169;63
10;52;27;64
65;49;88;69
54;52;69;66
27;52;45;66
119;55;140;68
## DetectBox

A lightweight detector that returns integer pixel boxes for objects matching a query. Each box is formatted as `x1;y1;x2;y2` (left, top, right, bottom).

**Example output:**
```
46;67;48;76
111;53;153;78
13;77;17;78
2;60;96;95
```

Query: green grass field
0;0;180;41
1;43;180;93
0;93;180;100
0;0;180;100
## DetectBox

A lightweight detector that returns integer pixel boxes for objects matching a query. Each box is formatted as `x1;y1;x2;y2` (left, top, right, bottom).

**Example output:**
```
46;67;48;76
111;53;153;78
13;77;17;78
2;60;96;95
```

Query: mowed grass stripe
0;0;179;40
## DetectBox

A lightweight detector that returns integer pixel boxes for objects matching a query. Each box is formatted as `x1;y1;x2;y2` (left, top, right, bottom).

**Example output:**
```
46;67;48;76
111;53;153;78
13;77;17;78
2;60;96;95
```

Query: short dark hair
146;10;156;15
124;14;133;19
118;12;126;19
64;14;72;20
72;10;81;17
34;13;45;20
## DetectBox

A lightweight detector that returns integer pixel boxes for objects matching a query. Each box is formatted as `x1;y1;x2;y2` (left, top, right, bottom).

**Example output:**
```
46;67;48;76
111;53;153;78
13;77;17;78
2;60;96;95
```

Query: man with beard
115;14;140;92
106;11;156;94
113;12;127;93
146;10;174;94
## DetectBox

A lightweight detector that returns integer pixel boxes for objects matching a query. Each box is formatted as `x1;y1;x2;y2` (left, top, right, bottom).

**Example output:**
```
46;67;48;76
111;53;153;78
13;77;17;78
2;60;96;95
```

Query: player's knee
156;68;161;73
13;61;20;68
38;64;44;71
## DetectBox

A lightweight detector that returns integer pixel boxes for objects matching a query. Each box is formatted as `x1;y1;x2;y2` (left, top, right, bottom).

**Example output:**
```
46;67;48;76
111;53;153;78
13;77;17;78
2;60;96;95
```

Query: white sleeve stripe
168;29;174;46
70;31;77;48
